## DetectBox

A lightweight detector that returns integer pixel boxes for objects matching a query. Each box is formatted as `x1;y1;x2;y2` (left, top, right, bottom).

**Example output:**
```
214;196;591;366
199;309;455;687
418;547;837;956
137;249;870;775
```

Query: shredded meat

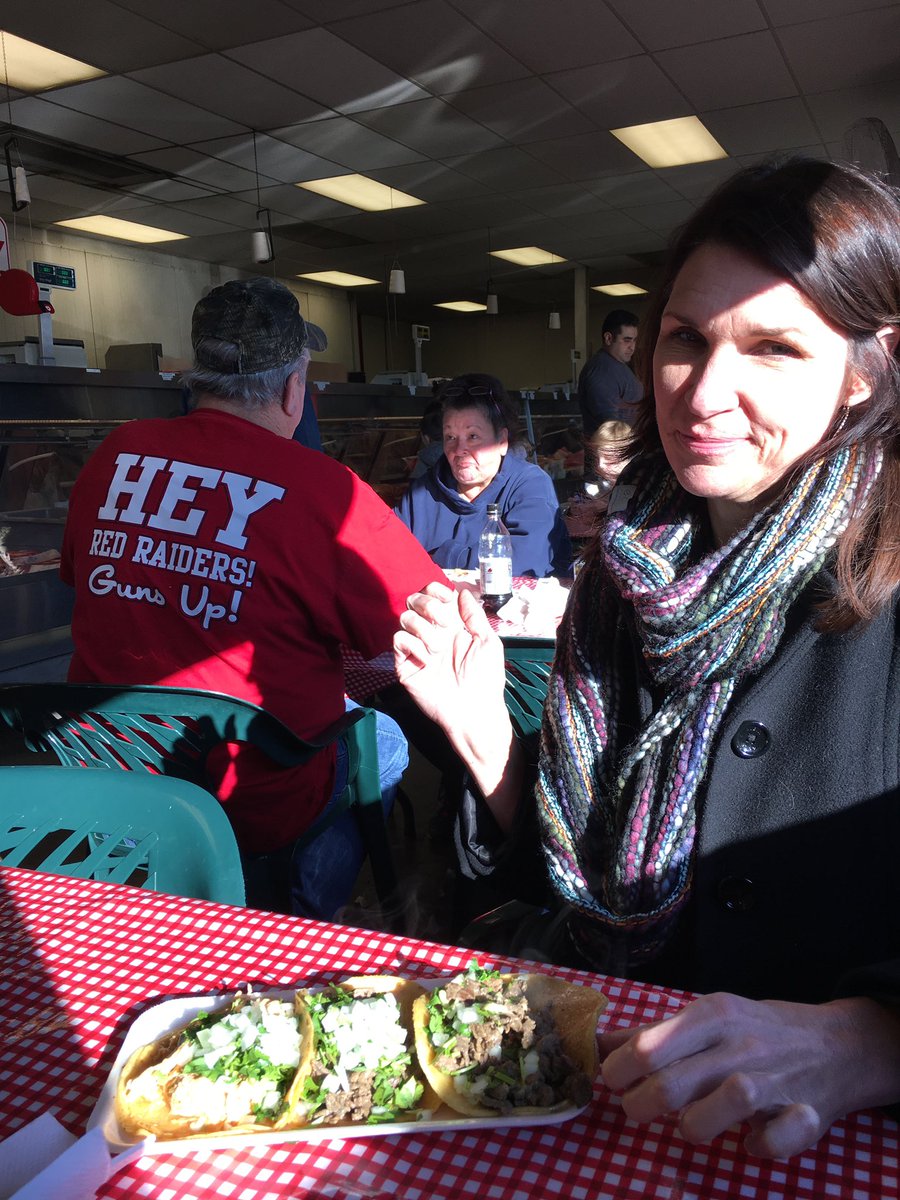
434;977;592;1113
321;1069;375;1123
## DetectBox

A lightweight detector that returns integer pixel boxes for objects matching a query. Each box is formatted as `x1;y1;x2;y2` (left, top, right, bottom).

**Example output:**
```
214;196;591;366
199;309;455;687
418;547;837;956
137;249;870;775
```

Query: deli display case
0;365;182;680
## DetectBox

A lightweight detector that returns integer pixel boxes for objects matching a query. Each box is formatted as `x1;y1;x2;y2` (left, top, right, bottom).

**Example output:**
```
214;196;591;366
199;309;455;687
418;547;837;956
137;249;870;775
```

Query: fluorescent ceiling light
490;246;566;267
435;301;488;312
610;116;727;168
298;270;380;287
297;174;424;212
55;216;189;243
592;283;648;296
0;31;104;91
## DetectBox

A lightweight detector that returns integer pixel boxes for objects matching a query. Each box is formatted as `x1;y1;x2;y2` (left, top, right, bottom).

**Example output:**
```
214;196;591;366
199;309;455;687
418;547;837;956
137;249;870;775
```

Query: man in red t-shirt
61;277;444;915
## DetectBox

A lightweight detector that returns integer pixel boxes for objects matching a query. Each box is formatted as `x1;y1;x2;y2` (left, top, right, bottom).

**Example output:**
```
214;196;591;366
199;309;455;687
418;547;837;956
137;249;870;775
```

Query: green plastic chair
0;683;397;910
0;765;246;904
502;638;556;739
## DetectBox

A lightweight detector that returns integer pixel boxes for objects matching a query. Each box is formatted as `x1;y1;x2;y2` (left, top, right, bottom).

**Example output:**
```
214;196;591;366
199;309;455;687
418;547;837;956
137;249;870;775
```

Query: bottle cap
486;503;500;517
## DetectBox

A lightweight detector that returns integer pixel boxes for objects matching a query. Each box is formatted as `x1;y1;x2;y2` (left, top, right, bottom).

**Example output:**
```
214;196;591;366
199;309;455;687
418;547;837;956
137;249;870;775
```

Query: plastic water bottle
478;503;513;613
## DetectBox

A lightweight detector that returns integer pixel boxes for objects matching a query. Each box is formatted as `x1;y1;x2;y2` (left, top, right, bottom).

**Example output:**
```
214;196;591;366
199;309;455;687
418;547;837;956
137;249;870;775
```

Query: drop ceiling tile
2;6;203;73
282;0;410;18
112;0;315;50
735;143;830;168
451;0;642;72
271;117;425;170
330;0;530;91
764;0;895;23
7;97;167;157
575;226;669;255
626;199;696;233
130;56;325;130
125;179;221;204
587;172;682;206
806;85;900;143
46;77;247;143
130;147;277;192
546;56;692;128
524;131;643;181
353;98;505;157
702;98;822;156
605;0;766;50
777;8;900;93
367;162;490;201
189;133;342;184
446;194;556;228
227;28;428;114
557;209;656;240
444;78;595;144
442;146;567;190
509;183;611;218
655;32;797;110
657;159;741;200
168;195;266;228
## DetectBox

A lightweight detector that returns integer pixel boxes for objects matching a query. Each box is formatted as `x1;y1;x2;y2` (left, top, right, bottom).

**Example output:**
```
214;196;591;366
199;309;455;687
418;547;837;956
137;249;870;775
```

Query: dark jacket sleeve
454;734;551;916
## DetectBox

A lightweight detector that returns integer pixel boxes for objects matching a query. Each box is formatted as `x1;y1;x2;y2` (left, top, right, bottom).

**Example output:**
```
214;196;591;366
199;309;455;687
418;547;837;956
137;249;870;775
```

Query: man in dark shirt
577;309;642;478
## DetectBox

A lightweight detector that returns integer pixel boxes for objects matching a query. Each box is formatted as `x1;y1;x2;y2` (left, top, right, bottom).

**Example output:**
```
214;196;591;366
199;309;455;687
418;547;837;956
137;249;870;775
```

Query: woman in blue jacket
395;374;570;577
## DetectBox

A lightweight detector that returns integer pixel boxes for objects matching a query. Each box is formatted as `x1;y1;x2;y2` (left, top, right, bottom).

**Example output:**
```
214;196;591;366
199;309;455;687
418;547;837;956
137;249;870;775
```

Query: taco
412;961;607;1117
114;992;313;1138
295;975;436;1125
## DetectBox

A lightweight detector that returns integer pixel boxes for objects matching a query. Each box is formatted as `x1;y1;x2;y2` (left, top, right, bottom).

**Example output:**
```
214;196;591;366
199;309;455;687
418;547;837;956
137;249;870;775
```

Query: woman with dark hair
393;160;900;1157
395;372;571;577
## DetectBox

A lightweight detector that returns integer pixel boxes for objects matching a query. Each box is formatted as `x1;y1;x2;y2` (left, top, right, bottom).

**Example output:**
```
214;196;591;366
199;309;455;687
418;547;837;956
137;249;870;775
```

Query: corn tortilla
413;972;607;1118
114;992;313;1139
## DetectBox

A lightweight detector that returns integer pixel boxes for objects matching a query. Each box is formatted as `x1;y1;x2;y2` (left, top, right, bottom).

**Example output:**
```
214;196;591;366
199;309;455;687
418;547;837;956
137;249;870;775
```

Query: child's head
594;420;631;483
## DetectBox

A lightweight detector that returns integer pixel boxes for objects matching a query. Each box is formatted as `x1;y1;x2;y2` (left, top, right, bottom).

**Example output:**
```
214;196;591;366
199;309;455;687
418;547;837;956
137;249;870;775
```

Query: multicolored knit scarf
537;443;880;973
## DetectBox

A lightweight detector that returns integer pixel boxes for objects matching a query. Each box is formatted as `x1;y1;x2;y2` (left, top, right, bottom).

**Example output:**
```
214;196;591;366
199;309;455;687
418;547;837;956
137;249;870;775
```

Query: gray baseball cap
191;277;327;374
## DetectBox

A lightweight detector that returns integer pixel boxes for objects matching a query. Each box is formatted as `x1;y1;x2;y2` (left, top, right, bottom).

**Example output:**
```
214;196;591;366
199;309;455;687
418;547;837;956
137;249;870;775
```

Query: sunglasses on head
442;385;493;400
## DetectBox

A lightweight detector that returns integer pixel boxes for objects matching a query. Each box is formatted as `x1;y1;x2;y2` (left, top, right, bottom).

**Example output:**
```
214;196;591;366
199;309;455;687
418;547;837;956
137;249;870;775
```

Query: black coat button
731;720;770;758
717;876;756;912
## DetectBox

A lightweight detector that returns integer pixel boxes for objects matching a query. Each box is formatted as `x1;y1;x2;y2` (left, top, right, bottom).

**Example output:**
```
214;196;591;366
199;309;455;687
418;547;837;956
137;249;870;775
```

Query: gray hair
182;341;309;409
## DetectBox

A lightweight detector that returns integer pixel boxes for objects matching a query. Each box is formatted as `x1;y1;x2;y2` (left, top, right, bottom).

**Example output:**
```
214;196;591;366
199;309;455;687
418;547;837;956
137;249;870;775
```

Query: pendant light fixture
251;132;274;265
548;311;561;330
3;138;30;211
388;259;406;293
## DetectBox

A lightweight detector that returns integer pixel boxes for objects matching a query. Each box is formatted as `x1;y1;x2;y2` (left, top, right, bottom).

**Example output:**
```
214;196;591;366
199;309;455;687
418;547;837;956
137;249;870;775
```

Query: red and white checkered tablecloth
343;575;569;702
1;865;897;1200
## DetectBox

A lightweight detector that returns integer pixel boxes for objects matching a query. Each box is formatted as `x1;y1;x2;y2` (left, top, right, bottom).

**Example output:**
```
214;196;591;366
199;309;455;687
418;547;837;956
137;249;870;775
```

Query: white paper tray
88;988;591;1156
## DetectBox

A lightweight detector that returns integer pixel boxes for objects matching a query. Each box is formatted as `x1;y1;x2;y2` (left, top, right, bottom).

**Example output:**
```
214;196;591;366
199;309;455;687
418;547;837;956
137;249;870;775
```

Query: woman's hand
394;582;501;723
599;993;900;1159
393;581;523;830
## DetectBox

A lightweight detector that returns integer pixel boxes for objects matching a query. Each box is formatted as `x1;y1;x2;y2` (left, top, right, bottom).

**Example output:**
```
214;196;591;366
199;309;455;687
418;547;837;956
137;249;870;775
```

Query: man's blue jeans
242;701;408;919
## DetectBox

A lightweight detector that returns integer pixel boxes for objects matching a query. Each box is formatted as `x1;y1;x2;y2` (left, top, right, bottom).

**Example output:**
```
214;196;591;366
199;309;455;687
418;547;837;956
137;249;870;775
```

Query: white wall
0;226;356;370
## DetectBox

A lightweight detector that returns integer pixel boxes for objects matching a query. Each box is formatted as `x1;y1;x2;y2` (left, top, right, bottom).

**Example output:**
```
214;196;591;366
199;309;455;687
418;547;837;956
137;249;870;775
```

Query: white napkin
497;578;569;638
0;1114;144;1200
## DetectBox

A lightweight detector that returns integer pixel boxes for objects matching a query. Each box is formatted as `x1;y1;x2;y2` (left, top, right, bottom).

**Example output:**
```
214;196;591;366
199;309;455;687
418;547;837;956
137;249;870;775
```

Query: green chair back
502;638;556;739
0;765;246;904
0;683;396;908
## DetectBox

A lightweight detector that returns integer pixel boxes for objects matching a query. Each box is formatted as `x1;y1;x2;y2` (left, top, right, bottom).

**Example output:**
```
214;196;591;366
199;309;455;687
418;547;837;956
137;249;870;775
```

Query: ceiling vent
2;125;171;192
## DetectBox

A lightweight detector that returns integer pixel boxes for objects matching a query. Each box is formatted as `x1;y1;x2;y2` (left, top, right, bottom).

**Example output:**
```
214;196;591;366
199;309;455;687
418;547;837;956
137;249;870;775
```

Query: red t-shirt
60;408;443;853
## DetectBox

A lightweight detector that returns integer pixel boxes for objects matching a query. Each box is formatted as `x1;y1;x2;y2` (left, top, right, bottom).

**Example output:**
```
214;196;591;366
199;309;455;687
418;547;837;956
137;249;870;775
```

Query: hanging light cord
252;130;262;210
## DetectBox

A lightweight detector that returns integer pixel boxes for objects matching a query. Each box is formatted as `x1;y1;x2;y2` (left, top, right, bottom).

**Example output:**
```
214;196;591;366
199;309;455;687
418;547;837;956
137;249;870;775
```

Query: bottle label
480;556;513;596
